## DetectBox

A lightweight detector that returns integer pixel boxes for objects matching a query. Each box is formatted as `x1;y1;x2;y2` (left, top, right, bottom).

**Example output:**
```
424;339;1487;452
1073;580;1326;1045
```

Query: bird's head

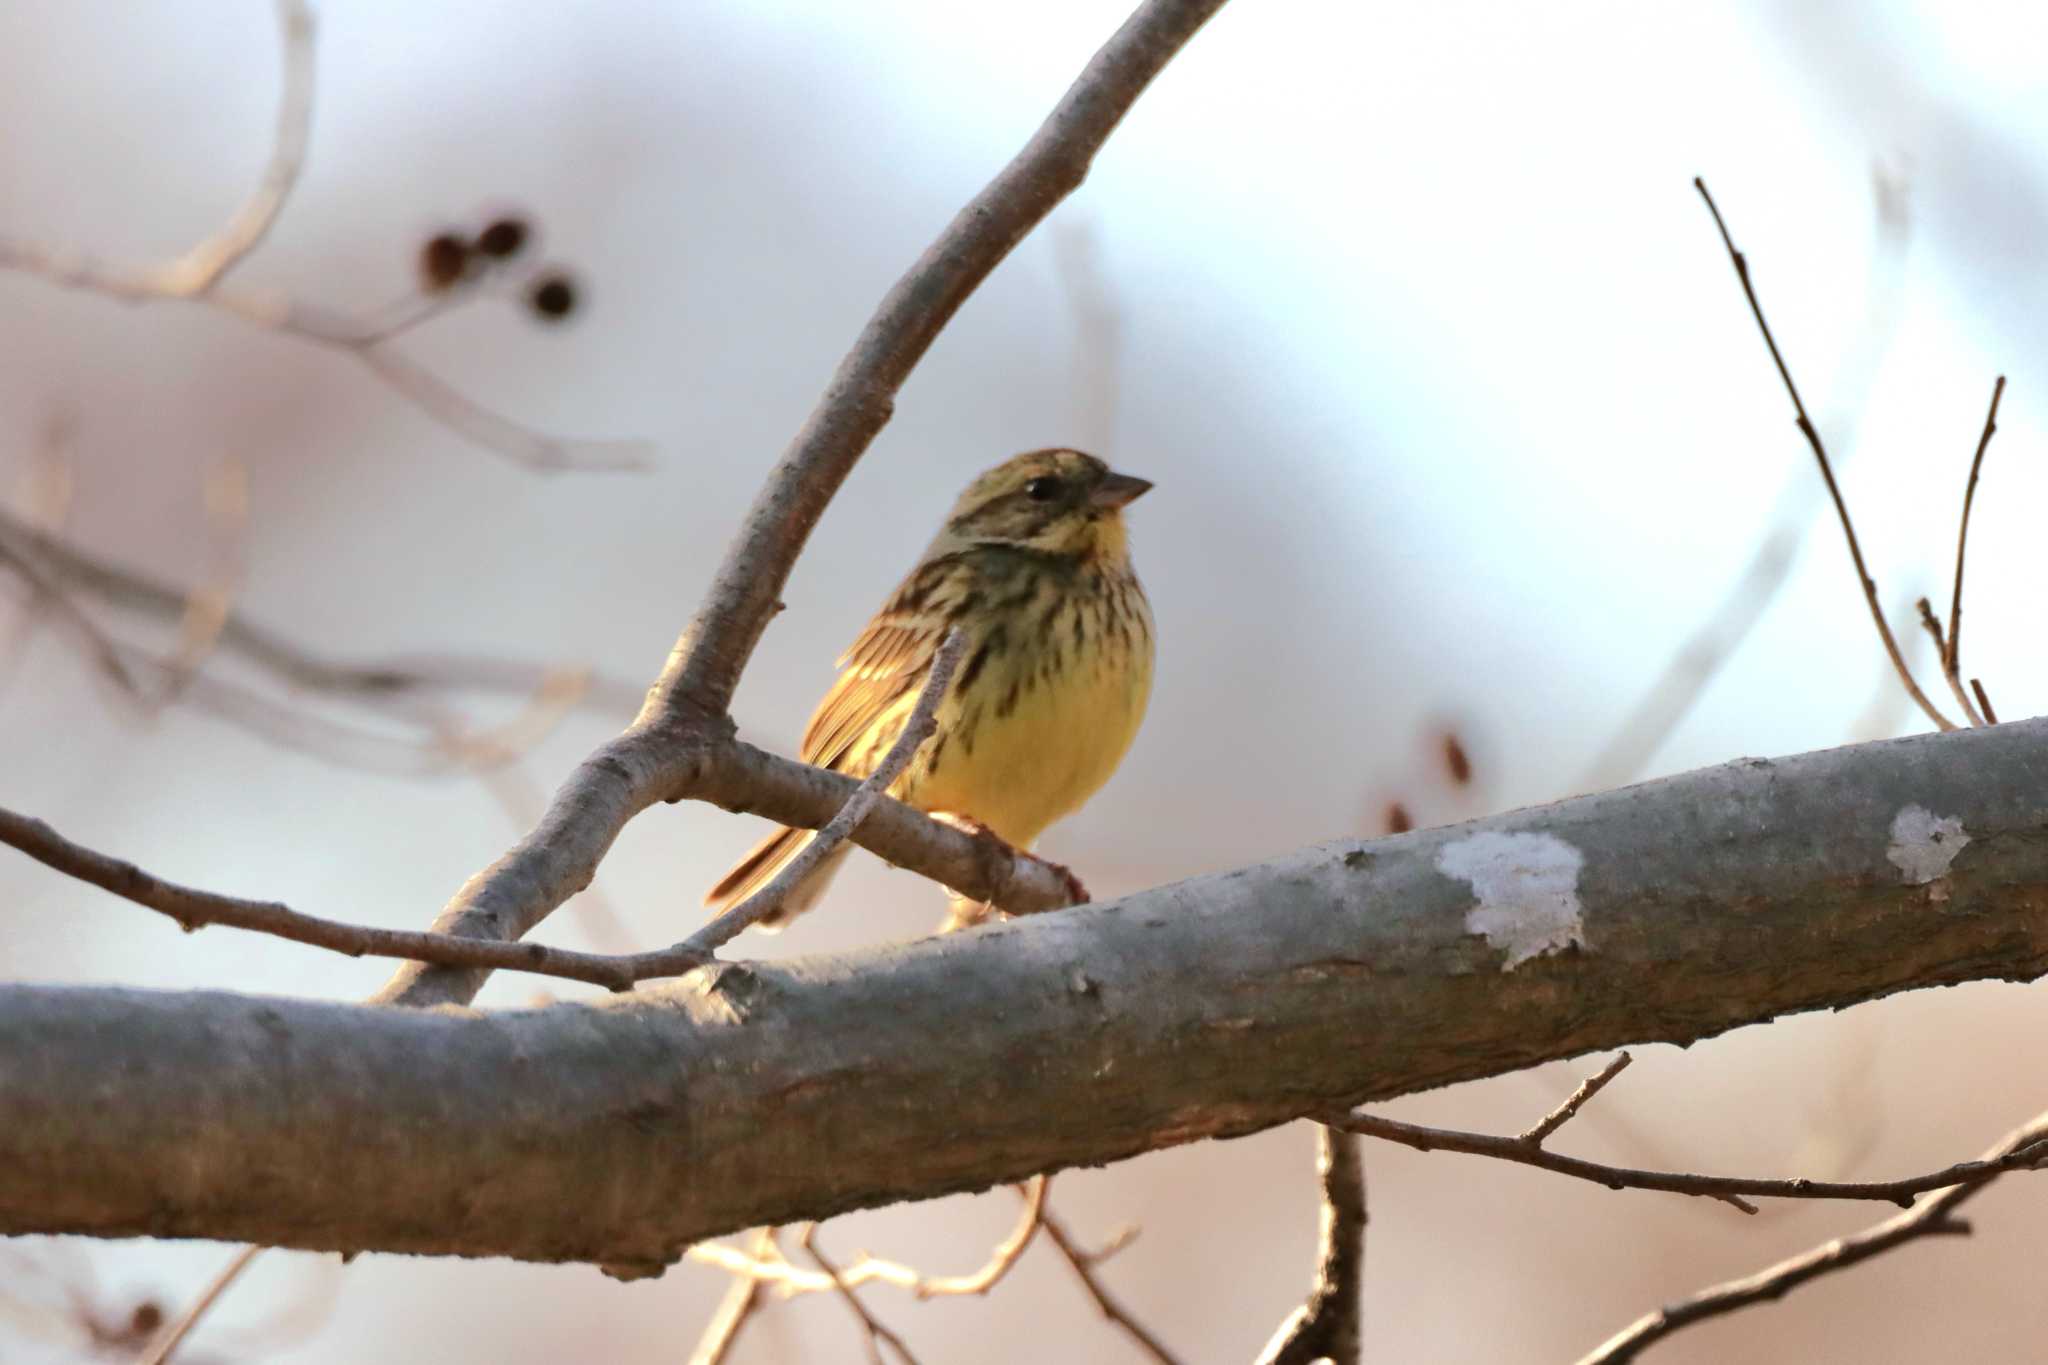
936;448;1152;564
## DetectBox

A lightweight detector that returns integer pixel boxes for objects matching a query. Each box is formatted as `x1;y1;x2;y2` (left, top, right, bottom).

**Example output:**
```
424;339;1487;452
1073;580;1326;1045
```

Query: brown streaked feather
799;564;961;772
700;826;850;927
705;565;953;922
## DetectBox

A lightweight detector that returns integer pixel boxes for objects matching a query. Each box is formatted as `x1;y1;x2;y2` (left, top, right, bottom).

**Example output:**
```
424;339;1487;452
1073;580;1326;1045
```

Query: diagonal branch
0;639;960;989
0;805;652;991
378;0;1231;1011
688;1228;779;1365
0;505;642;714
648;0;1231;723
1576;1109;2048;1363
1038;1203;1183;1365
796;1225;923;1365
687;630;964;951
1914;599;1983;728
1692;177;1954;732
154;0;315;296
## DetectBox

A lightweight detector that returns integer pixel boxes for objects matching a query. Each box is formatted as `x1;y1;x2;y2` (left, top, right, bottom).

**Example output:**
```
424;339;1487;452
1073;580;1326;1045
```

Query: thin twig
0;529;142;700
0;3;646;472
159;1;316;295
1519;1053;1633;1146
1581;168;1912;791
1332;1106;2048;1216
795;1225;922;1365
1916;598;1984;727
0;504;641;713
1943;374;2006;711
1576;1109;2048;1363
916;1175;1047;1297
688;629;965;952
0;805;648;990
1693;176;1954;732
649;0;1229;721
0;642;965;988
688;1228;778;1365
687;1176;1047;1301
1038;1201;1183;1365
133;1243;263;1365
377;0;1226;1012
1255;1125;1365;1365
1971;677;1998;724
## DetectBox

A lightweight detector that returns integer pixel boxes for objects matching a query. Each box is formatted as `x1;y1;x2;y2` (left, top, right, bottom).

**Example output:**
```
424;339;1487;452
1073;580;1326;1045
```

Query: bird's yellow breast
901;570;1152;848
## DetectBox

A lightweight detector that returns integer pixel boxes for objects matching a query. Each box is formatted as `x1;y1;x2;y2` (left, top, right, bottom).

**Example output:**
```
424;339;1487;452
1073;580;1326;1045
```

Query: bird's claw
929;812;1089;906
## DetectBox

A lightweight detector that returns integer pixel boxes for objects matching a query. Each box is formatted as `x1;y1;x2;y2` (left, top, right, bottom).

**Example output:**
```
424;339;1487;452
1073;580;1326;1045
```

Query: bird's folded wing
799;602;948;775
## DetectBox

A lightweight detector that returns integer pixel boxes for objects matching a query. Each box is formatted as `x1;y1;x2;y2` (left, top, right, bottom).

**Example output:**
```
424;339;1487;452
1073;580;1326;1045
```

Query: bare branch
687;1229;778;1365
0;505;642;714
1693;177;1954;732
352;344;649;474
379;0;1227;1010
1255;1125;1365;1365
1576;1109;2048;1363
0;806;652;992
1518;1052;1633;1145
796;1225;922;1365
1333;1099;2046;1216
688;629;965;951
1915;597;1984;727
156;1;315;296
11;716;2048;1263
0;4;647;472
134;1244;263;1365
1971;677;1999;724
1038;1202;1183;1365
1581;165;1911;790
0;526;143;700
687;1176;1046;1301
0;640;980;990
649;0;1230;722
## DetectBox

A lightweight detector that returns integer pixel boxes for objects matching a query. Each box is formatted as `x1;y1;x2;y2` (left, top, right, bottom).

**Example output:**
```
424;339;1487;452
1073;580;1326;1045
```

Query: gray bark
4;719;2045;1270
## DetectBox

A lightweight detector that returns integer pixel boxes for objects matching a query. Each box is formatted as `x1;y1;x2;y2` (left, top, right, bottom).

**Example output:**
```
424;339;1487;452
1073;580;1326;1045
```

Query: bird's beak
1090;472;1153;509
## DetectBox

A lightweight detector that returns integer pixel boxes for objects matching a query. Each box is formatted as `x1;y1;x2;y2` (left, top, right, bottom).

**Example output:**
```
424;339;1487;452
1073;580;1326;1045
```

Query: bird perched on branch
705;447;1155;929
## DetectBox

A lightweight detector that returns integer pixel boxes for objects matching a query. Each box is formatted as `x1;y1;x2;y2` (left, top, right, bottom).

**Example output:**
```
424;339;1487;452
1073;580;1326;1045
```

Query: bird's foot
929;813;1090;906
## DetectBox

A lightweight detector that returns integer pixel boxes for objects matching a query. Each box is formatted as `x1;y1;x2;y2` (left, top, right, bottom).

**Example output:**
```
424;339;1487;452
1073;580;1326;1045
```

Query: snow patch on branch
1887;805;1969;889
1437;831;1587;969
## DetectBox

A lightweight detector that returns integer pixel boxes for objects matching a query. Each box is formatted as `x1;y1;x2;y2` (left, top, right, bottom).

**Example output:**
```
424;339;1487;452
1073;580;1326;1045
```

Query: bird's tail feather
703;827;850;930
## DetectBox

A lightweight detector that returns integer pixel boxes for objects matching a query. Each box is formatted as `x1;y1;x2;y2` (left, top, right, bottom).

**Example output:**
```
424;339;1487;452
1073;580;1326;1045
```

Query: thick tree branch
378;0;1230;1010
648;0;1229;722
7;719;2048;1267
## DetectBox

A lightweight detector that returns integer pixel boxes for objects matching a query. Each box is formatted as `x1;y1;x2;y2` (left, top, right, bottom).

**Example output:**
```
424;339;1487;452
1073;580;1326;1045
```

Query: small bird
705;448;1155;929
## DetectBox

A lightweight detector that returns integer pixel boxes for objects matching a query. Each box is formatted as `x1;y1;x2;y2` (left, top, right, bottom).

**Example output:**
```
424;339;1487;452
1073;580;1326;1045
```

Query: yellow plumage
705;448;1154;928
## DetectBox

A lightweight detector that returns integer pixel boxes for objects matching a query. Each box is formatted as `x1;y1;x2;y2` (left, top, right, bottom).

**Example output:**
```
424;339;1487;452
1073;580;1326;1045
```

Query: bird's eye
1024;476;1062;502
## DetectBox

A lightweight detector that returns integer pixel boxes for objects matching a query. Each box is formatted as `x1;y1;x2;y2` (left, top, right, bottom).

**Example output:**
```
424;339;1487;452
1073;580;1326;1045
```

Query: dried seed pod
419;232;471;290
